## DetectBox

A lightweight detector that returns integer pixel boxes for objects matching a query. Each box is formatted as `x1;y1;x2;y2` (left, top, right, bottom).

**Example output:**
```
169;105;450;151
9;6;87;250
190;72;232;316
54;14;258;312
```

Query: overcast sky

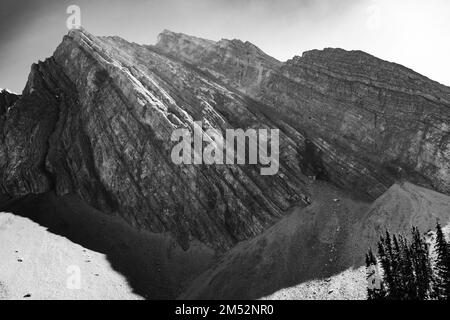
1;0;450;92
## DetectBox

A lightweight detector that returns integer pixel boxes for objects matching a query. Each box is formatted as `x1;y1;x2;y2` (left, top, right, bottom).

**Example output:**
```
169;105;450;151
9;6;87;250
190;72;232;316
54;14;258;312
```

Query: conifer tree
391;235;403;298
434;222;450;300
366;249;376;300
377;236;392;296
411;227;433;300
367;225;446;300
366;248;385;300
399;235;417;299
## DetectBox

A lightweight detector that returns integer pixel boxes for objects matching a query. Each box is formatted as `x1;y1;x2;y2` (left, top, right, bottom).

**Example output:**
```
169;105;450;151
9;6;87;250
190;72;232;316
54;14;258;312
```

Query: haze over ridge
1;0;450;92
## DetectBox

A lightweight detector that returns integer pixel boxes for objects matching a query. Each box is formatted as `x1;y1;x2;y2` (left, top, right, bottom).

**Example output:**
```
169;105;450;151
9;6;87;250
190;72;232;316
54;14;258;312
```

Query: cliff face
0;29;309;250
274;50;450;198
1;28;449;251
156;33;450;199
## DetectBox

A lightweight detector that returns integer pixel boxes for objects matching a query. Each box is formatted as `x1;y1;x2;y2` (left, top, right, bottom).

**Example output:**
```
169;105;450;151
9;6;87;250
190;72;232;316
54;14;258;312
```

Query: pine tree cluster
366;223;450;300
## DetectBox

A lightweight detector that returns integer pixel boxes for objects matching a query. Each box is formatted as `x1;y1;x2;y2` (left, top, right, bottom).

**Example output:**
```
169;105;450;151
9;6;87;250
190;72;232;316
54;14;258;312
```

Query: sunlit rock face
0;29;309;250
1;28;449;250
154;30;282;97
156;34;450;199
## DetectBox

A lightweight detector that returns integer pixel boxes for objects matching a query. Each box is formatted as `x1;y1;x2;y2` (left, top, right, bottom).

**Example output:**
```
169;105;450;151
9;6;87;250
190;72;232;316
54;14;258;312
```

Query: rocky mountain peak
1;28;449;253
155;34;450;198
155;30;281;68
0;28;310;251
157;29;215;47
155;29;216;63
289;47;450;102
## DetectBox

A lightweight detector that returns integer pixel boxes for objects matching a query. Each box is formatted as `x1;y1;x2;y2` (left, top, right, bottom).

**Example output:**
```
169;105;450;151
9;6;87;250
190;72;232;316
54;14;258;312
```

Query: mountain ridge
0;28;449;253
155;29;450;198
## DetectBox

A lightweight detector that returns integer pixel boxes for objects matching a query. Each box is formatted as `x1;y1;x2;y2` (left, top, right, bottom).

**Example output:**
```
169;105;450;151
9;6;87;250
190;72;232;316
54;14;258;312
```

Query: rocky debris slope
261;266;367;300
262;192;450;301
0;210;143;300
156;32;450;199
180;181;450;299
0;192;214;299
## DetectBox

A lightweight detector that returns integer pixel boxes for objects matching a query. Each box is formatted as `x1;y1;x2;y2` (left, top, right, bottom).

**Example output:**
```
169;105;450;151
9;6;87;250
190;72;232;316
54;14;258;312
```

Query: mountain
155;30;450;199
0;28;311;251
0;28;449;299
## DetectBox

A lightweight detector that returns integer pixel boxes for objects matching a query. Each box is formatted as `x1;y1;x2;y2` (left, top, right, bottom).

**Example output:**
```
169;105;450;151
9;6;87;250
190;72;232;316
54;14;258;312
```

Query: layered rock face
1;28;449;251
154;30;282;97
156;32;450;199
0;29;309;250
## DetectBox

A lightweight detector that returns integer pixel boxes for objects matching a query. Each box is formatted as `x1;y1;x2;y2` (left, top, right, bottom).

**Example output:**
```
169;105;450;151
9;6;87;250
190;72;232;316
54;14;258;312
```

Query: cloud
1;0;449;92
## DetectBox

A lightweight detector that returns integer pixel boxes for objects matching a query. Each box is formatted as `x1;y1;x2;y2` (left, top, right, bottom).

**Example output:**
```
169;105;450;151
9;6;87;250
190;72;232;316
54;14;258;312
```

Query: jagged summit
157;29;216;47
155;29;282;67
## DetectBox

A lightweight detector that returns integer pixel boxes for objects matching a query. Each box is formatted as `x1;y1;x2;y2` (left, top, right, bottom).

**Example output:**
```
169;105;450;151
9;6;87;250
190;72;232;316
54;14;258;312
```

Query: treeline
366;222;450;300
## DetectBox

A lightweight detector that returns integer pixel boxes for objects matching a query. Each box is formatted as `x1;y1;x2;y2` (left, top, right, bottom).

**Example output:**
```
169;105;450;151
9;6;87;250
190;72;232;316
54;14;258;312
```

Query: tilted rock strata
155;32;450;199
1;28;449;251
0;29;309;250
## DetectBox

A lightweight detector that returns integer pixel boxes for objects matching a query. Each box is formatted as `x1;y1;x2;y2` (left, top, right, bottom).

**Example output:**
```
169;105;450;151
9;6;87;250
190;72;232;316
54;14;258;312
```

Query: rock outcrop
1;28;449;252
0;29;309;250
156;32;450;199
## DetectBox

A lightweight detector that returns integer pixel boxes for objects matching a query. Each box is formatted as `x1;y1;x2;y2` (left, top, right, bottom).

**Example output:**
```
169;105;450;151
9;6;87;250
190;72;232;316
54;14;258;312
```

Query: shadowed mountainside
1;29;450;300
0;193;214;299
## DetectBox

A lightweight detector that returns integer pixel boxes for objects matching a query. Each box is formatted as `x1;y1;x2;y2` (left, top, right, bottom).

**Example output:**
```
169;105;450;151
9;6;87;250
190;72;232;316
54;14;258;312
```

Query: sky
1;0;450;93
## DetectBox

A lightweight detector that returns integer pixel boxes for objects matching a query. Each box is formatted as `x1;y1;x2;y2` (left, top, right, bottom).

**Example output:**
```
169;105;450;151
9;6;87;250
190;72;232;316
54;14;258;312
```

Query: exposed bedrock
156;31;450;199
0;29;309;250
1;28;449;251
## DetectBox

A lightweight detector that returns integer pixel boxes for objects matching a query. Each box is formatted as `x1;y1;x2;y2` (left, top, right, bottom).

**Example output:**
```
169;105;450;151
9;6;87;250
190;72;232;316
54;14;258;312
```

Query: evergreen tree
366;248;385;300
367;225;447;300
391;235;403;298
366;249;376;300
377;232;395;298
434;222;450;300
399;235;417;299
410;227;433;300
